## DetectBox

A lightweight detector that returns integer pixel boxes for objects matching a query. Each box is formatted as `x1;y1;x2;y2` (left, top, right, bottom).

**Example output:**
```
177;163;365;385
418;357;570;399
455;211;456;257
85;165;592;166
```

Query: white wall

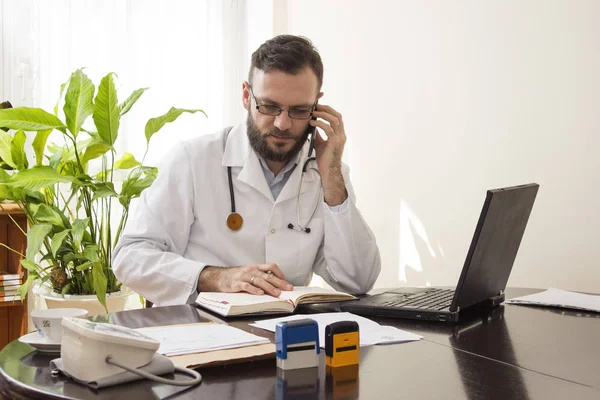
285;0;600;292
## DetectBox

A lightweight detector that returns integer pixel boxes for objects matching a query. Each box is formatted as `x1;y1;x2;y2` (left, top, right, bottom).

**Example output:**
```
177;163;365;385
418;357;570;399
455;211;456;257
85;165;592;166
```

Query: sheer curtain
1;0;276;313
2;0;273;165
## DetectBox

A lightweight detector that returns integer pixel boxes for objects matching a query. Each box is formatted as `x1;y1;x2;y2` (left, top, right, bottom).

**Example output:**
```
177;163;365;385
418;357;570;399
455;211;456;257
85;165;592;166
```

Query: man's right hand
197;263;293;297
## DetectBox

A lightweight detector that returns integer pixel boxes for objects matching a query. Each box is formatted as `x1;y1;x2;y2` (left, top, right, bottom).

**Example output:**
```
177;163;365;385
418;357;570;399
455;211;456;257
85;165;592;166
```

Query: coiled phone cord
105;356;202;387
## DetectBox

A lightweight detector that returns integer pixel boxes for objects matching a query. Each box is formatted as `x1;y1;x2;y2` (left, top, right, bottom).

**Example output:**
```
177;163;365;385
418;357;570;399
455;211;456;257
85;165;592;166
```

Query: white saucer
18;331;61;353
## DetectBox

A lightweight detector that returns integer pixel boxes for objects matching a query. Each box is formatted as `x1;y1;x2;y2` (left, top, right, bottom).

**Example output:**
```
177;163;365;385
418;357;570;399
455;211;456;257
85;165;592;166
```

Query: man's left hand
310;104;348;206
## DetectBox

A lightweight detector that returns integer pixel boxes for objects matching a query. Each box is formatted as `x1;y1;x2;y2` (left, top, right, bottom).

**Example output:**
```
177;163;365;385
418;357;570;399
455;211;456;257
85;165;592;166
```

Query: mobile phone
308;101;318;158
308;117;317;158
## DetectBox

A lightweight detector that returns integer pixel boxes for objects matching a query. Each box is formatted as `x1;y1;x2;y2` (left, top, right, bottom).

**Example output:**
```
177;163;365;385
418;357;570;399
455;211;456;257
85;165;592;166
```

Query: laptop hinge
490;290;505;307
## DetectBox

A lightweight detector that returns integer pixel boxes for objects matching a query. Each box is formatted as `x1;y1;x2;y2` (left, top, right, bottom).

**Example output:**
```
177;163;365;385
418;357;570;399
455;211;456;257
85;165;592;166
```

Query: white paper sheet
505;288;600;313
137;324;270;356
249;312;422;347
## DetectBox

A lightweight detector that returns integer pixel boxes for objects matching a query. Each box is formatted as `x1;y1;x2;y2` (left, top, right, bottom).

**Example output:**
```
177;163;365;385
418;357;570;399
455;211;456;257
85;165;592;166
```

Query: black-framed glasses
249;85;317;120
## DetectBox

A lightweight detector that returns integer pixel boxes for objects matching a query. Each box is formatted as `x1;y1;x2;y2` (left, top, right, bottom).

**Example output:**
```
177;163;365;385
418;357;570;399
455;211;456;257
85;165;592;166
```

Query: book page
278;286;354;304
196;287;354;316
197;292;281;306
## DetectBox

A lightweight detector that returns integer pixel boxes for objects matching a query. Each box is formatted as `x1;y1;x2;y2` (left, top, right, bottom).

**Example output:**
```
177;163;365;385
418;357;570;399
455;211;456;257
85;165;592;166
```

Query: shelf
0;203;25;215
0;300;23;308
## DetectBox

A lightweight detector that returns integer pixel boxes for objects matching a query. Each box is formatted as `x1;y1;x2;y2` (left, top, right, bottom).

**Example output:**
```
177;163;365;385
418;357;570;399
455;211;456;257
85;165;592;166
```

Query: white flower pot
33;284;133;316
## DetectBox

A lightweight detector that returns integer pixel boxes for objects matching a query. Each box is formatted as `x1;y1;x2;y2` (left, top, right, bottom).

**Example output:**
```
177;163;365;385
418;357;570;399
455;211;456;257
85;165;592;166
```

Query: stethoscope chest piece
226;212;244;231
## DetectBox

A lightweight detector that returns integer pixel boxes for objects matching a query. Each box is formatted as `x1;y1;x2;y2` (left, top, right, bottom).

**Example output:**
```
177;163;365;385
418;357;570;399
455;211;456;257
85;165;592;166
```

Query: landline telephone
50;317;202;389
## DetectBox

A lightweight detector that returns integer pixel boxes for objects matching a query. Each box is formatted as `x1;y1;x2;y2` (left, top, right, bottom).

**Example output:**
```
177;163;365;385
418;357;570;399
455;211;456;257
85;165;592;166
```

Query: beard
246;113;309;163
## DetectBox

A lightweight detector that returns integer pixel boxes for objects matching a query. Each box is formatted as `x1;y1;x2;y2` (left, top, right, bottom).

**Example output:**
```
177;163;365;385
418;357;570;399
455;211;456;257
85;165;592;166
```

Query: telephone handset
51;317;202;389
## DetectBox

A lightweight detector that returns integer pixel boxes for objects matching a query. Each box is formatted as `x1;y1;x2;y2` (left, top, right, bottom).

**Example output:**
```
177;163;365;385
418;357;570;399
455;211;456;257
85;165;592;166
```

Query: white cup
31;308;88;343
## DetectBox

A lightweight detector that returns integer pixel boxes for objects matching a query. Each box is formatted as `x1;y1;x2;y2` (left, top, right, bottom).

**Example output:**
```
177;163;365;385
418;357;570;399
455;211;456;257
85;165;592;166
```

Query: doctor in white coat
112;35;381;306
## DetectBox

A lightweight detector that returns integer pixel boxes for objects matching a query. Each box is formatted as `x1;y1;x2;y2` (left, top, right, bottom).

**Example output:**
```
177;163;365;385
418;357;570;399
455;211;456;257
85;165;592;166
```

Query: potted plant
0;69;204;314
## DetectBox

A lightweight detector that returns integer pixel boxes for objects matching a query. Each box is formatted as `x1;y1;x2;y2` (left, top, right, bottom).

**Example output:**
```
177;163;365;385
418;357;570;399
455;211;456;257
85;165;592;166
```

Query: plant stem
114;207;128;243
0;203;27;237
67;133;96;245
58;189;76;221
0;242;25;258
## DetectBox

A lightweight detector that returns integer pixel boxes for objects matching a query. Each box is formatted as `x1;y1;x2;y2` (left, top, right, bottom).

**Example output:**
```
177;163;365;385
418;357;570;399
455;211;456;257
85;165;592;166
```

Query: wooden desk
1;288;599;399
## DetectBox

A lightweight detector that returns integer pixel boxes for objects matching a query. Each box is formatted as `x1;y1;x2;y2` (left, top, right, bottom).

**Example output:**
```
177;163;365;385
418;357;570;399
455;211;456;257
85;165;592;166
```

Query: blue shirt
257;155;348;211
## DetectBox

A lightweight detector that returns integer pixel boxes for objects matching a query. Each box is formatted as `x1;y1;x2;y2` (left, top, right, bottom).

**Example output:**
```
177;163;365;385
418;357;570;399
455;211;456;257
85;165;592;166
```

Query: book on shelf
195;286;356;317
0;285;20;293
0;295;20;302
0;280;22;288
0;272;22;281
0;289;19;297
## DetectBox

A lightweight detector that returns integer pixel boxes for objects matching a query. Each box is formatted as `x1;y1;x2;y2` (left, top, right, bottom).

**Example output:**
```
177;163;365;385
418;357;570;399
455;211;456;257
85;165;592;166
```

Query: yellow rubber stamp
325;321;359;367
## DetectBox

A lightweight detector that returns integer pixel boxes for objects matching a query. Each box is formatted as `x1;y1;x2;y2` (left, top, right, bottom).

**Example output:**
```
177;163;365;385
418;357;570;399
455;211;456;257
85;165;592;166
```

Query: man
112;35;381;306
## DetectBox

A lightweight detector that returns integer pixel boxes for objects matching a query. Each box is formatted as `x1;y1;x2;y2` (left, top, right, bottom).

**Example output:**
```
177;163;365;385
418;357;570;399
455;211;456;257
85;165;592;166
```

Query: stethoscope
226;129;321;233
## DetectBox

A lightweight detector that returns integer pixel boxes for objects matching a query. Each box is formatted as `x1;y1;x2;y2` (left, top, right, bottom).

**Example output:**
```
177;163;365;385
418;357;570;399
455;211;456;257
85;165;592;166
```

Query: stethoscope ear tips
287;223;311;233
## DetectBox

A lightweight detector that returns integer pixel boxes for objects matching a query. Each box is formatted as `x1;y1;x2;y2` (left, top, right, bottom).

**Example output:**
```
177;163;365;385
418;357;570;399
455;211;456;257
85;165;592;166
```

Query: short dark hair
249;35;323;91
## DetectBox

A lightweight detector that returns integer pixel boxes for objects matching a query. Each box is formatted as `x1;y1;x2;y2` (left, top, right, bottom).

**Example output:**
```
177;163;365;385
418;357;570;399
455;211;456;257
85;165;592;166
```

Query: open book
195;286;356;317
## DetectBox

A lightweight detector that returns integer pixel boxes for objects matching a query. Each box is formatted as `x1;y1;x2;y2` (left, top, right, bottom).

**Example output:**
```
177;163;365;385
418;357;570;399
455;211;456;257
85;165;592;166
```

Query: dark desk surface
1;288;599;400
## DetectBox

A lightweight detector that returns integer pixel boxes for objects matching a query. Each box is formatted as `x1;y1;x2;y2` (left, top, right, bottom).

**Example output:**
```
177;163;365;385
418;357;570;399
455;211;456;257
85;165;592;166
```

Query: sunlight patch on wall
398;199;438;282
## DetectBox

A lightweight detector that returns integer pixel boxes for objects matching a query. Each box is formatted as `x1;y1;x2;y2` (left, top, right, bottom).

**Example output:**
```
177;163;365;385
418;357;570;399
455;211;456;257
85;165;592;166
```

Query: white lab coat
112;124;381;306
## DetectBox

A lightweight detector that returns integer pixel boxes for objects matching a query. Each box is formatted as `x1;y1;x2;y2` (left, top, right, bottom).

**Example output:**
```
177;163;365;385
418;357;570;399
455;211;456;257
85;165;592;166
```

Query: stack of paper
505;288;600;313
137;323;270;356
250;312;422;347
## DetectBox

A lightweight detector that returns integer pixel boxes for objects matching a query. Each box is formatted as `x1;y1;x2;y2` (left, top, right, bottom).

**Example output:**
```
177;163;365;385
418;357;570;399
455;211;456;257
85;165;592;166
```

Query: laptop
340;183;539;323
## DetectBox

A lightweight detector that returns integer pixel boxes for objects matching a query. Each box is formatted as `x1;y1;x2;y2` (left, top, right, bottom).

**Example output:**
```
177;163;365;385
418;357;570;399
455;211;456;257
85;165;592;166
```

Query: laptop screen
451;184;539;312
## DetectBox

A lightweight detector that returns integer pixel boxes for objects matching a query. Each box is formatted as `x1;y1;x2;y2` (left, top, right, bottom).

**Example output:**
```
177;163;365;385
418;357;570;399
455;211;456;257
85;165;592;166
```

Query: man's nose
274;111;292;131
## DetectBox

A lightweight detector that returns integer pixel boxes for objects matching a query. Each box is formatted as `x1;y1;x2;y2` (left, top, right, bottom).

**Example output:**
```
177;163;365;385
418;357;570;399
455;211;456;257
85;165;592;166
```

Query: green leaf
33;204;65;228
24;189;45;204
96;169;111;181
51;229;71;257
120;166;158;202
128;175;156;197
92;182;118;201
0;184;15;201
81;142;111;165
26;223;53;260
6;166;77;191
32;129;52;166
93;73;120;145
62;252;77;265
54;76;71;116
18;274;37;301
64;69;95;138
20;259;40;273
10;130;28;170
61;283;72;296
0;130;15;169
76;261;94;272
83;245;100;262
92;262;108;311
0;168;10;182
114;152;141;169
72;218;89;250
144;107;206;145
119;87;148;116
0;107;66;132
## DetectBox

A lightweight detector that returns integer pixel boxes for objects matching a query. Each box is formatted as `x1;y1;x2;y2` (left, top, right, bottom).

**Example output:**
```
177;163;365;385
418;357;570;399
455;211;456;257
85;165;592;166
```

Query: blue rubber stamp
276;319;320;370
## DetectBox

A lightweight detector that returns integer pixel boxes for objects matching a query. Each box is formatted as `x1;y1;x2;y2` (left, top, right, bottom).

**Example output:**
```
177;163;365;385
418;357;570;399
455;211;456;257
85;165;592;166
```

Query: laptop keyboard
379;288;455;311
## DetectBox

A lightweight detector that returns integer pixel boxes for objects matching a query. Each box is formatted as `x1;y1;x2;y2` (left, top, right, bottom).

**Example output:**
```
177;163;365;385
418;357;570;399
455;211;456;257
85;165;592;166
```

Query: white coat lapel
221;124;274;202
